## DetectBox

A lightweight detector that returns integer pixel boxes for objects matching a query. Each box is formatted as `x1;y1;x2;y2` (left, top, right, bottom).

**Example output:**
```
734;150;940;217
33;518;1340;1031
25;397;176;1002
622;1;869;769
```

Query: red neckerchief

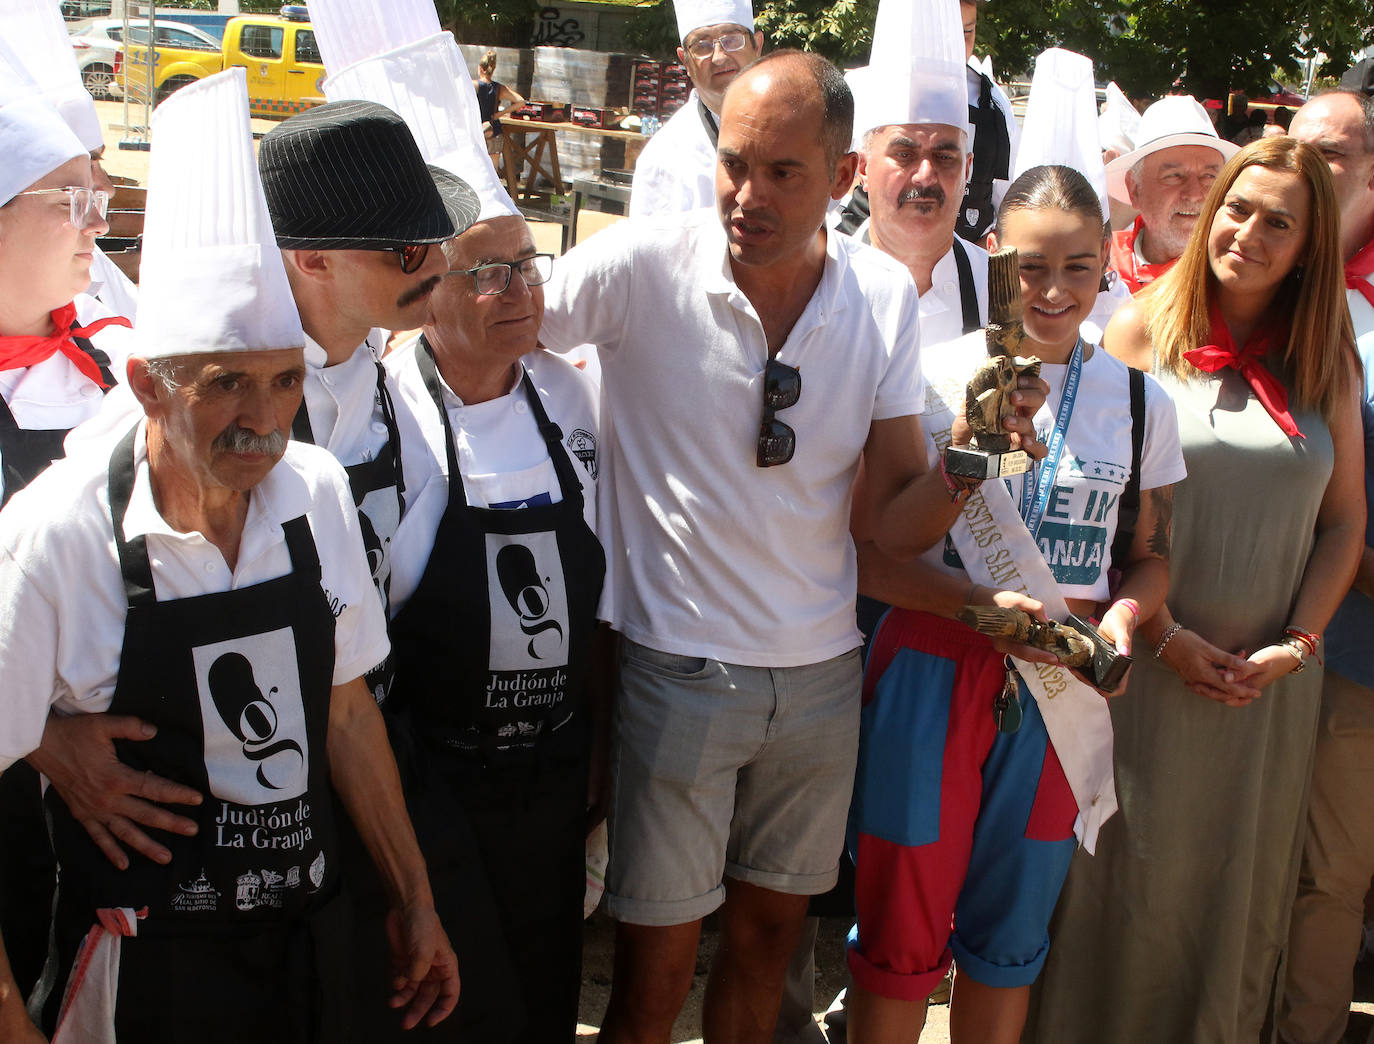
1183;303;1303;438
1109;215;1177;295
0;302;129;389
1345;236;1374;311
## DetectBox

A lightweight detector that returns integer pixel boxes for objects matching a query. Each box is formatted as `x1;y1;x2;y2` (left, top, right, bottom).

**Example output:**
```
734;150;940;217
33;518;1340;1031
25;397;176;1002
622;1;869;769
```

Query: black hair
995;164;1109;241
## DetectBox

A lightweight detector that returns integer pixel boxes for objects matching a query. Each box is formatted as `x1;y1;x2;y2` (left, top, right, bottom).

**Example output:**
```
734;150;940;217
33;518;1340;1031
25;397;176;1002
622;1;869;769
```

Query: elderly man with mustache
1104;96;1238;294
0;71;457;1042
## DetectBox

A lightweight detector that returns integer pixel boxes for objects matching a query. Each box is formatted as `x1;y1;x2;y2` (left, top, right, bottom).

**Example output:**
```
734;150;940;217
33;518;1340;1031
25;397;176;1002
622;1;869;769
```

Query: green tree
616;0;1373;99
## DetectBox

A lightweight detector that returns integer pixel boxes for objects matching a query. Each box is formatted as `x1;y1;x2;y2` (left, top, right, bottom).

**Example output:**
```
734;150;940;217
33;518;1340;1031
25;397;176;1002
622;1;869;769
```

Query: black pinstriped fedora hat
259;99;479;250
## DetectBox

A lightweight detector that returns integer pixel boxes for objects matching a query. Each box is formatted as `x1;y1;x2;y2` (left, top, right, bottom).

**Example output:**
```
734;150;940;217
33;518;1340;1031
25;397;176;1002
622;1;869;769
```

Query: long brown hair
1141;136;1355;420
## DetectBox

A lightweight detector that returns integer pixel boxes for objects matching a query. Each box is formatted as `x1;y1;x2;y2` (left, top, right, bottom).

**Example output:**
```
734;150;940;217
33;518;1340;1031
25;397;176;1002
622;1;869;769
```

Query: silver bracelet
1154;622;1184;659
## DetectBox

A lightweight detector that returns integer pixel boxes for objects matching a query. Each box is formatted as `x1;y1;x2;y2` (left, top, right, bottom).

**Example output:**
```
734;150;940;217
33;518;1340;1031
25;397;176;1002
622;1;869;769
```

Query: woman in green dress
1026;137;1365;1043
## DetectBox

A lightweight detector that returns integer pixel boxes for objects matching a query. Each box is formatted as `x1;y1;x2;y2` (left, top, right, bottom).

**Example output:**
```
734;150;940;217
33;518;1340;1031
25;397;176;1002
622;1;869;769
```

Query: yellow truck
122;5;324;117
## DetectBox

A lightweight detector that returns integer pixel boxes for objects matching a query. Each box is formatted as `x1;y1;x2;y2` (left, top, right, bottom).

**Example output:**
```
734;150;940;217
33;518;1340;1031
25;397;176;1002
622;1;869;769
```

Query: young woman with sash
847;164;1186;1044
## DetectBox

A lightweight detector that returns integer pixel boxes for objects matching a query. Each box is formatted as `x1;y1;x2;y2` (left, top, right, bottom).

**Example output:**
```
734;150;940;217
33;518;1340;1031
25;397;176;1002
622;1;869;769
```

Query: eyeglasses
447;253;555;296
685;31;750;60
757;358;801;468
10;186;110;231
376;242;431;274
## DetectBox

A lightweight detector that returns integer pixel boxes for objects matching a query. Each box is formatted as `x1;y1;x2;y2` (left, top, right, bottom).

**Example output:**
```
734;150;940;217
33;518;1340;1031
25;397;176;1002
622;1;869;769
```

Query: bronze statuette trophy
943;246;1041;480
956;605;1134;692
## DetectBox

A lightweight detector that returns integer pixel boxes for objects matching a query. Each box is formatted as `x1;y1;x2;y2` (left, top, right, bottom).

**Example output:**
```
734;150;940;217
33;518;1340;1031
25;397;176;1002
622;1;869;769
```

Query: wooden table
500;117;647;199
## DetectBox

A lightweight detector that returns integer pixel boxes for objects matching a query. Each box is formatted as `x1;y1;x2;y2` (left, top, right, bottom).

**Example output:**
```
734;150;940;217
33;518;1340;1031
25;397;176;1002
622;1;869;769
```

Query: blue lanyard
1020;339;1084;540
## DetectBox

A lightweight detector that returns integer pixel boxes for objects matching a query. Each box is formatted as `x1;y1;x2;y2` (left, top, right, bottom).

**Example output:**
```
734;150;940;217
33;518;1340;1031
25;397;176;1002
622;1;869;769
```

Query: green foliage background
159;0;1373;97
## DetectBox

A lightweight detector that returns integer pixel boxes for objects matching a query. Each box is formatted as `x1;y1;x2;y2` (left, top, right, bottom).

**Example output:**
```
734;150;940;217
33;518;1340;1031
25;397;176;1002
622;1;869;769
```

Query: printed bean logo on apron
483;531;572;741
192;627;310;804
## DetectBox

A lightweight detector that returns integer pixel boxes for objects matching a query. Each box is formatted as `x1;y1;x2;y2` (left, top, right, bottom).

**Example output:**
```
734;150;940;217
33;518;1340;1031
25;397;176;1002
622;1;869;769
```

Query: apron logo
357;485;400;613
193;628;311;805
966;207;981;227
497;538;566;659
234;865;301;912
171;869;220;913
567;428;597;480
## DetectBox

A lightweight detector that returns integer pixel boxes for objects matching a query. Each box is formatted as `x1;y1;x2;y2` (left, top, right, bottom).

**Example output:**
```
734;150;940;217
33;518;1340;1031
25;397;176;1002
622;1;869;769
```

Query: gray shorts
605;640;862;926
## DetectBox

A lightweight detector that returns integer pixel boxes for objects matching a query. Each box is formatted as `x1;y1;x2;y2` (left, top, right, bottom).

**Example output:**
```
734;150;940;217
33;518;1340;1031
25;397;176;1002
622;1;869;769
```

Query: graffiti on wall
532;7;585;46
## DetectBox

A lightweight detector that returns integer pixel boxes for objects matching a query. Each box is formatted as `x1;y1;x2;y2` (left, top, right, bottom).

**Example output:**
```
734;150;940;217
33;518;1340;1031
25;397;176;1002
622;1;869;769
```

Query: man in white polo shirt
542;50;1040;1041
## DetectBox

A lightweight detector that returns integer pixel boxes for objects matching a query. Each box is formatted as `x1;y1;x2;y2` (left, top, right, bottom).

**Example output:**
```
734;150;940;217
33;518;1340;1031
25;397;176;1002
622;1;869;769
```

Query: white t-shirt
385;340;606;620
0;427;391;771
1349;276;1374;399
921;333;1186;602
540;209;925;667
628;90;716;221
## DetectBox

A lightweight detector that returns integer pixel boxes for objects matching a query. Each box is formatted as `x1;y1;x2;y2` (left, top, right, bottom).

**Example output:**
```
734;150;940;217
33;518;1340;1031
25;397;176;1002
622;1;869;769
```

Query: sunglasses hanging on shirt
757;357;801;468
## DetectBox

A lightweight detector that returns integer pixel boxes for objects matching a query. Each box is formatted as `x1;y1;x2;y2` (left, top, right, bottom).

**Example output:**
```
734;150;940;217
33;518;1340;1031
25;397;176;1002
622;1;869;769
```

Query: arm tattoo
1146;486;1173;559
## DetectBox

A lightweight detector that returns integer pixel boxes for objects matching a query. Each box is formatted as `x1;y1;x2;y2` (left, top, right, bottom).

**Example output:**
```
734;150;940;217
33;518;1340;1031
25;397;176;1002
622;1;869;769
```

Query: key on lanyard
994;657;1022;735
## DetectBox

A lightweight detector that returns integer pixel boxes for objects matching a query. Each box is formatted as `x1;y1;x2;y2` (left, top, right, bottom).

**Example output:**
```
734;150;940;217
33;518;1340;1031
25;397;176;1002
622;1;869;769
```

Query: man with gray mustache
23;101;481;882
1105;96;1238;294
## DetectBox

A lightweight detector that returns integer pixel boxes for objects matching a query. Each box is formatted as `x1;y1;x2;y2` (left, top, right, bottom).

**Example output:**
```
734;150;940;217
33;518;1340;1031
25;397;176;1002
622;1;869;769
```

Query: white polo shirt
540;209;925;667
0;426;391;771
385;340;606;619
628;90;717;221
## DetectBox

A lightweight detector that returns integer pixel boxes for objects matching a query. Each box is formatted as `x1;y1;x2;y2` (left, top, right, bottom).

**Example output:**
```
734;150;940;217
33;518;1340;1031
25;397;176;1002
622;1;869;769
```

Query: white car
69;18;219;100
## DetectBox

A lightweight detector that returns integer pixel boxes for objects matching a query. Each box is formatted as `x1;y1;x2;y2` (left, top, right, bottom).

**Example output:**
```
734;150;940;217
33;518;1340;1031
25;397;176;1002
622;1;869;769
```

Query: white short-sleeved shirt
921;333;1186;602
628;90;717;221
539;209;925;667
0;427;391;771
385;340;606;620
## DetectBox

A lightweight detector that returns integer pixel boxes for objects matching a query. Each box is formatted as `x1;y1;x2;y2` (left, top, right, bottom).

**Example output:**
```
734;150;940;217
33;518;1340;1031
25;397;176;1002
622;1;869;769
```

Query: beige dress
1024;366;1333;1044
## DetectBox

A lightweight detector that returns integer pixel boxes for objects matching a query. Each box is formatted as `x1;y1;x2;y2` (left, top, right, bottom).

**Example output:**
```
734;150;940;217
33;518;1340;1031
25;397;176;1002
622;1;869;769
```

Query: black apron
835;184;871;237
957;71;1012;243
376;341;604;1043
44;426;348;1042
291;350;403;705
856;225;981;338
0;327;116;995
697;96;720;148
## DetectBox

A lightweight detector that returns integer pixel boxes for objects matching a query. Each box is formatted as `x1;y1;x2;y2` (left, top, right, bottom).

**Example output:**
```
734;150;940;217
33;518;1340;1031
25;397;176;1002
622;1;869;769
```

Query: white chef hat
675;0;754;42
1098;82;1139;159
136;69;303;360
308;0;441;77
0;0;103;152
319;17;518;223
1012;48;1109;221
853;0;970;144
0;35;86;206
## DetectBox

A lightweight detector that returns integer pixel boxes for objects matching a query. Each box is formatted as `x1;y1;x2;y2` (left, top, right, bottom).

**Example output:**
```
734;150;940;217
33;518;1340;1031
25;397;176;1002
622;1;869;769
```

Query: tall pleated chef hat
1012;48;1109;221
135;68;303;360
312;0;517;223
1098;82;1140;159
0;34;86;206
675;0;754;42
851;0;971;145
0;0;103;152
